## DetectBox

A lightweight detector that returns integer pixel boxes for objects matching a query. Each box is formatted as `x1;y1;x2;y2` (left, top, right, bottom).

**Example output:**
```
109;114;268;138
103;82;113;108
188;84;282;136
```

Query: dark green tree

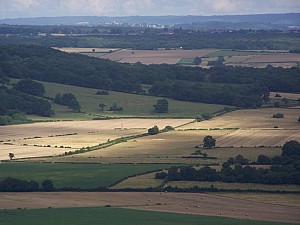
99;103;106;111
203;135;216;148
257;155;271;165
9;152;14;160
148;125;159;135
42;180;54;191
60;93;76;106
153;99;169;113
273;113;284;118
13;79;45;97
194;57;202;65
282;140;300;156
68;99;81;112
109;102;123;112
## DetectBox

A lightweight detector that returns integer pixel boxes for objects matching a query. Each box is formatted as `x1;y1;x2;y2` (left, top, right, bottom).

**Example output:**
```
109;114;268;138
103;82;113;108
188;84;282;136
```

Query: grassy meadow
0;163;175;189
0;207;294;225
37;81;227;120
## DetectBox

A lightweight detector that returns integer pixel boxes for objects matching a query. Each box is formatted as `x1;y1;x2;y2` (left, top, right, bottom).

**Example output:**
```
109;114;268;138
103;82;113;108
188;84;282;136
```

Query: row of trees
156;140;300;185
54;93;81;112
0;177;54;192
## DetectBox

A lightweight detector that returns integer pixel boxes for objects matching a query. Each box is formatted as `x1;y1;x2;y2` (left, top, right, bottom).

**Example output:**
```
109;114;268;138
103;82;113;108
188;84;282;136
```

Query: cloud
0;0;299;18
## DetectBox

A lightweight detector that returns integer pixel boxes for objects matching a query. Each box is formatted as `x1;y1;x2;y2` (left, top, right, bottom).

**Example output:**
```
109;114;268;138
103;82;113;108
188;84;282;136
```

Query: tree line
0;177;54;192
156;140;300;185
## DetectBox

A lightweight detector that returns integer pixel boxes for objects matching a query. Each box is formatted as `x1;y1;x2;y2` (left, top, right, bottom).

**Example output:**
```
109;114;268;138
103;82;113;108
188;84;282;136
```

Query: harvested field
58;130;230;164
243;53;300;63
181;108;300;130
180;108;300;147
216;129;300;147
0;119;192;160
0;192;299;224
100;49;218;65
215;193;300;207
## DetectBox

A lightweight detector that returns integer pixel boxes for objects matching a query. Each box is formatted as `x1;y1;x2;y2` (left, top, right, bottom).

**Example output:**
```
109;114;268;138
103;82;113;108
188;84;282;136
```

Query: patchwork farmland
0;119;192;160
180;108;300;147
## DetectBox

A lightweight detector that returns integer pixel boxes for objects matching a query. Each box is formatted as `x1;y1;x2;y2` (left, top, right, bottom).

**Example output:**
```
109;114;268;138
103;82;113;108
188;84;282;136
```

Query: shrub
148;125;159;135
96;90;109;95
273;113;284;118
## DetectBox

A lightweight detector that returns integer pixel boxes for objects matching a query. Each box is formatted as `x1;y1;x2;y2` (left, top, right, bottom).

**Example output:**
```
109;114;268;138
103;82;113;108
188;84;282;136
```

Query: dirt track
0;192;299;224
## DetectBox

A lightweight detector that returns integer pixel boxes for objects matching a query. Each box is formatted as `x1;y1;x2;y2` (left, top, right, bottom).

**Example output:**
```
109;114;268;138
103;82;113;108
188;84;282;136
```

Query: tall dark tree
203;135;216;148
68;99;81;112
153;99;169;113
99;103;106;111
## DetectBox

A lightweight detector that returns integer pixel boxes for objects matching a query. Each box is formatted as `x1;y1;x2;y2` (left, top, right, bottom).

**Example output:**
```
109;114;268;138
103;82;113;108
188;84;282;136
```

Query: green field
0;163;175;189
22;80;228;120
0;207;294;225
177;58;195;65
204;50;270;58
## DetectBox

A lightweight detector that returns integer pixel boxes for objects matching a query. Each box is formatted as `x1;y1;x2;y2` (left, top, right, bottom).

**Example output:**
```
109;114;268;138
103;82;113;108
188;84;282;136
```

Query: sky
0;0;299;19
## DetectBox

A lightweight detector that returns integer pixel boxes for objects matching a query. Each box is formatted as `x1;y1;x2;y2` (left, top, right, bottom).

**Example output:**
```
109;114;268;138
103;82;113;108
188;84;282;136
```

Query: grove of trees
156;140;300;185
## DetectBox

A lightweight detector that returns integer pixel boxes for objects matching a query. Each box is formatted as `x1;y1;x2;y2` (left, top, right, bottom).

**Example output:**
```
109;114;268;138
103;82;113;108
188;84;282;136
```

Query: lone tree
148;125;159;135
109;102;123;112
203;136;216;148
68;99;81;112
153;99;169;113
9;152;14;160
99;103;106;111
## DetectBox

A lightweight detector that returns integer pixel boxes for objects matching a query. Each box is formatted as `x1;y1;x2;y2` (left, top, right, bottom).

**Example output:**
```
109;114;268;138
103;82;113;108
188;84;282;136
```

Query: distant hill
0;13;299;30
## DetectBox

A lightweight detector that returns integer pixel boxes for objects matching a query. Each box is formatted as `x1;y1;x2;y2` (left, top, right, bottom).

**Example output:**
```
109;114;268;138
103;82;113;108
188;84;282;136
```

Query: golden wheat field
60;130;230;164
0;119;192;160
179;108;300;147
